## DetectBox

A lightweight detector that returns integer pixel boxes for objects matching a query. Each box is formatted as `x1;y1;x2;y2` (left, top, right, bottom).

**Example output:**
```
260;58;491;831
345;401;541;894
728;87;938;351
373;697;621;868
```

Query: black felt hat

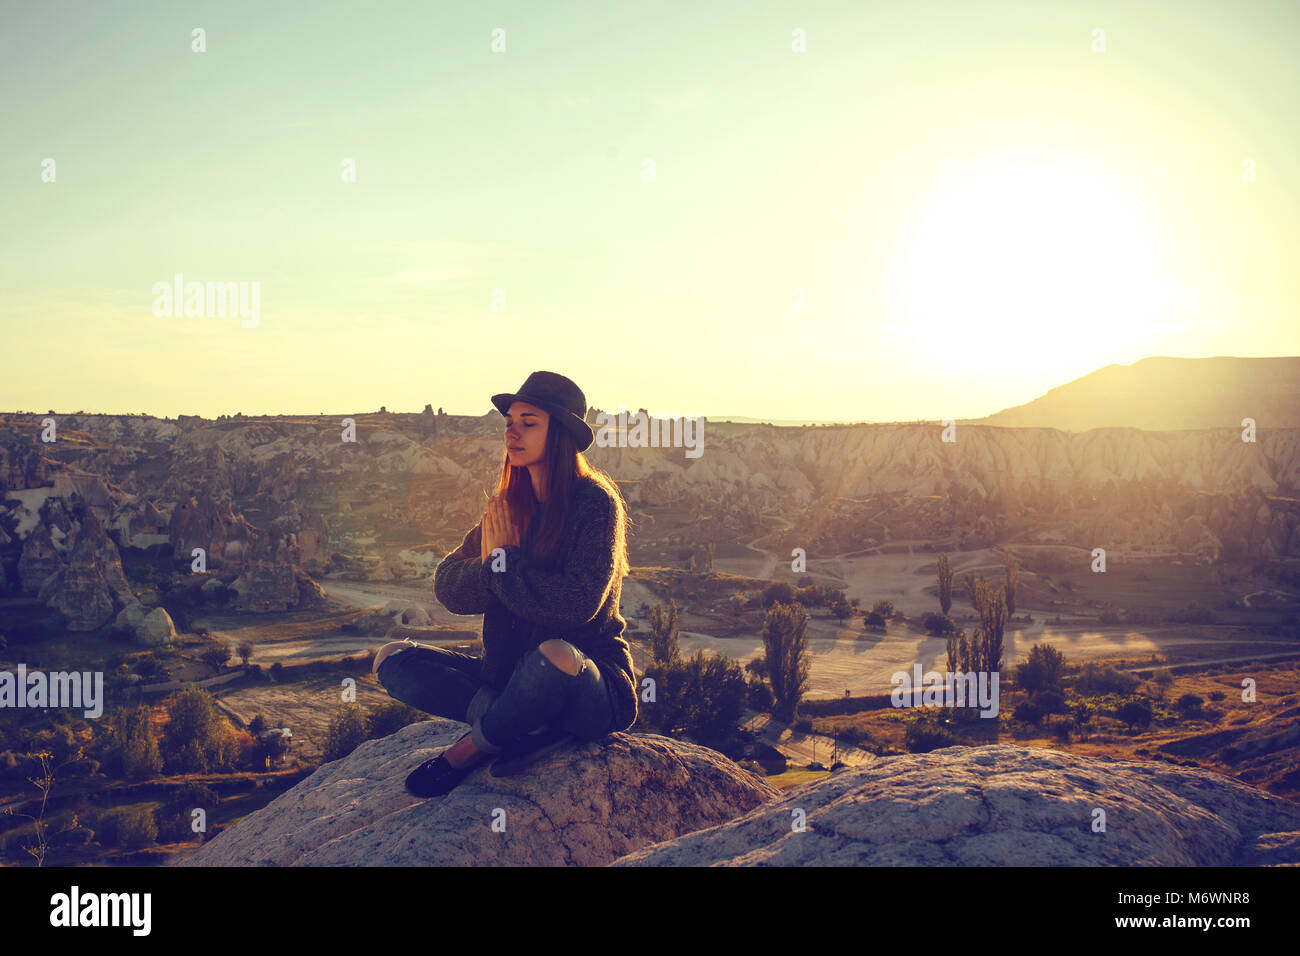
492;371;594;452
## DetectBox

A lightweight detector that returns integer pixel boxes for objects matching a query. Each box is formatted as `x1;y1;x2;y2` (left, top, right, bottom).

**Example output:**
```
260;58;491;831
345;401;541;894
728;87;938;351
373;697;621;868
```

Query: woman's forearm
434;523;490;615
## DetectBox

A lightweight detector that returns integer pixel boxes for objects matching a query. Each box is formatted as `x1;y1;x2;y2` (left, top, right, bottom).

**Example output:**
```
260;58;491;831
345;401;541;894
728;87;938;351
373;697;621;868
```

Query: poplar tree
973;579;1008;675
112;704;163;779
937;553;953;615
1003;550;1019;616
649;599;680;665
762;601;811;723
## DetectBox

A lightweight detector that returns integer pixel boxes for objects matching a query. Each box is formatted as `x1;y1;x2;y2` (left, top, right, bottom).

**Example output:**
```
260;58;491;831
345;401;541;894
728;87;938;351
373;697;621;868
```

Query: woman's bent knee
373;640;415;677
537;639;581;676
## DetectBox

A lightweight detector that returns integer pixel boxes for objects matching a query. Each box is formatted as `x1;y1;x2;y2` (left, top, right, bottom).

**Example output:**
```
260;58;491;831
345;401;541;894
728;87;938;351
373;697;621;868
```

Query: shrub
200;645;230;671
366;701;423;739
1208;690;1226;702
110;704;163;779
903;713;955;753
160;687;239;774
1047;714;1073;741
872;600;896;620
635;650;750;750
1016;644;1066;694
1075;661;1139;696
1013;700;1044;725
324;703;368;761
1114;697;1153;732
95;806;158;848
1175;693;1205;716
863;611;887;629
1073;701;1092;727
920;612;954;636
1098;610;1121;626
794;584;835;607
154;782;219;843
762;582;797;607
1034;689;1068;715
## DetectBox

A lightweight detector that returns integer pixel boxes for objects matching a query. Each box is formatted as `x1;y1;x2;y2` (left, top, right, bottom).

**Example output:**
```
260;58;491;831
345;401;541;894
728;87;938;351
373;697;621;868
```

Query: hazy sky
2;0;1296;422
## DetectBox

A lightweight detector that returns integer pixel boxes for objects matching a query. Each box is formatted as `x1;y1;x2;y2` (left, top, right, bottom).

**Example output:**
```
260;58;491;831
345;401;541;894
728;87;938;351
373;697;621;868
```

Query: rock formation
613;744;1300;866
114;604;177;646
176;724;778;866
15;494;134;630
170;495;326;611
175;732;1300;867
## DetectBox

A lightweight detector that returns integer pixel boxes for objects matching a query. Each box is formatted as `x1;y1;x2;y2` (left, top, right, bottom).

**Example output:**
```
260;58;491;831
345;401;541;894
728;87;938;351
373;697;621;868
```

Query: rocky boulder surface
176;724;779;866
612;744;1300;866
114;603;178;645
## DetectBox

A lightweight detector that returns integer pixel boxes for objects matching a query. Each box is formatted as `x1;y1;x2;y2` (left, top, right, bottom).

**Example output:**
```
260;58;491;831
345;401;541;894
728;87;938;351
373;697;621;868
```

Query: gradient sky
2;0;1296;422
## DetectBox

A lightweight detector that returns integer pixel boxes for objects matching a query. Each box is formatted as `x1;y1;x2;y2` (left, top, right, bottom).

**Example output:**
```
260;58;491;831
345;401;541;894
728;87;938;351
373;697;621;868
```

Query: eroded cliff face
2;413;1297;623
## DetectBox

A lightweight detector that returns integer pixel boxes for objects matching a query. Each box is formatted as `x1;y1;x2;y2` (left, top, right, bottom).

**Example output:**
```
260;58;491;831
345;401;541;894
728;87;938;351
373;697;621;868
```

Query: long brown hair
488;413;632;577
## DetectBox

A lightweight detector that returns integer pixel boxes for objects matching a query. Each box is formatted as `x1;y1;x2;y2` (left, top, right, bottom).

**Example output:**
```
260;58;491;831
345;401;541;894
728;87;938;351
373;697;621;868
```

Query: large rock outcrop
176;724;779;866
170;494;327;611
114;603;177;645
612;744;1300;866
175;734;1300;867
15;493;134;630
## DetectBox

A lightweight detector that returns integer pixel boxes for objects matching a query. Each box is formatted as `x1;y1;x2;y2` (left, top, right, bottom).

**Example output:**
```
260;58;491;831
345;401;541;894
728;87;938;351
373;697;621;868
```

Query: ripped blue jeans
376;641;615;754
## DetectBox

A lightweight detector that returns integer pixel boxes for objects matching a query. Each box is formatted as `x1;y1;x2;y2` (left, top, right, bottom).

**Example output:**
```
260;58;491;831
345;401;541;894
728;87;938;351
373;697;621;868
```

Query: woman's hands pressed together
480;494;522;564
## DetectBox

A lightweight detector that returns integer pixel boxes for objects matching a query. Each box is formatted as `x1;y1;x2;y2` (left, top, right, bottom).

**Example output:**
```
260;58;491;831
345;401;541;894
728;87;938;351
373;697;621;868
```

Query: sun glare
890;159;1172;368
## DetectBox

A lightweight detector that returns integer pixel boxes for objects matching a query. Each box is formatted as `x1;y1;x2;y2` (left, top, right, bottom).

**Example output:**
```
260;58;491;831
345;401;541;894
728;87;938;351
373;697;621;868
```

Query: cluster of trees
1006;648;1209;737
91;781;222;849
107;687;243;777
633;592;814;751
634;599;748;751
758;581;854;620
0;686;295;787
322;700;426;761
935;550;1018;617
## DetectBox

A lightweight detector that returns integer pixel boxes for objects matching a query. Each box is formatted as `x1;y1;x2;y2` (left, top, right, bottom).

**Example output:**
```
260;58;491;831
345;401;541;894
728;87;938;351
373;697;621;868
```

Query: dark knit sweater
432;475;639;734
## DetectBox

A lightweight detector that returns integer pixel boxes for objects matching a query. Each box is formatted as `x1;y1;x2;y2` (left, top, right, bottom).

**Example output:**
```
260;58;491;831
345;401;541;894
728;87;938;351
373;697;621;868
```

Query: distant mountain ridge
974;356;1300;431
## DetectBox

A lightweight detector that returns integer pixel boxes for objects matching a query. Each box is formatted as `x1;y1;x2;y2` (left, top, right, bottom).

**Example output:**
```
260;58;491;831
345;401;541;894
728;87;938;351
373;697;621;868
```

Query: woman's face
505;401;549;468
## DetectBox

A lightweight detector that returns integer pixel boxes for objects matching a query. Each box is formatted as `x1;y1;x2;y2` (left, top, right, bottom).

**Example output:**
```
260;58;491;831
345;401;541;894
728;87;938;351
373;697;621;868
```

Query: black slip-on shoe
489;725;576;778
405;752;480;797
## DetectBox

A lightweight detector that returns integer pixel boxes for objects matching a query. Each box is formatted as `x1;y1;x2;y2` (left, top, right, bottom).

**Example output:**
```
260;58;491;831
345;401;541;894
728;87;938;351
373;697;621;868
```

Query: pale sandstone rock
611;744;1300;866
114;603;177;645
176;725;778;867
139;606;177;646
